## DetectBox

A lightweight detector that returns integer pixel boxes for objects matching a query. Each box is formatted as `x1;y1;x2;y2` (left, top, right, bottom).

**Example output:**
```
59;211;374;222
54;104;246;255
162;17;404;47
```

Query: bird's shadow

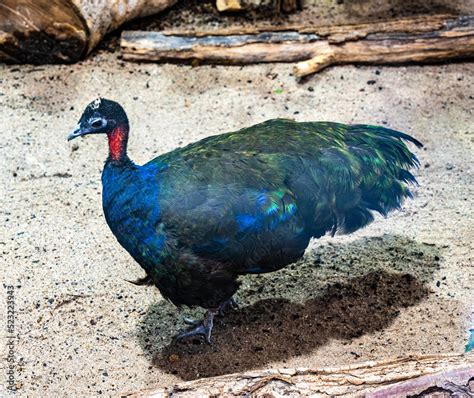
136;234;443;380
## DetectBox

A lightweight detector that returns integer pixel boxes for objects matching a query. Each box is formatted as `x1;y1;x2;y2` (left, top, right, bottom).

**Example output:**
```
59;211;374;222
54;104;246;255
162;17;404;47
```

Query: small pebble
168;354;179;363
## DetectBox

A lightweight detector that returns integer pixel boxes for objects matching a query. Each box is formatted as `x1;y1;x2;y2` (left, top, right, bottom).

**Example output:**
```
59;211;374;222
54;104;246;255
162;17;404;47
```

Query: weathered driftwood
125;353;473;397
0;0;177;64
120;14;474;77
216;0;299;13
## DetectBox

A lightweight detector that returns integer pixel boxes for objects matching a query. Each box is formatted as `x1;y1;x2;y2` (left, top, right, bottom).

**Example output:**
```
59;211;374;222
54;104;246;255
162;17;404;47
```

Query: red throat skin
107;125;128;161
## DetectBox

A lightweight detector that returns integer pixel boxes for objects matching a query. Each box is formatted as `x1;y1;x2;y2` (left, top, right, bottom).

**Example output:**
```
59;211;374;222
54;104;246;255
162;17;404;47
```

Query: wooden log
120;14;474;77
123;353;474;397
0;0;177;64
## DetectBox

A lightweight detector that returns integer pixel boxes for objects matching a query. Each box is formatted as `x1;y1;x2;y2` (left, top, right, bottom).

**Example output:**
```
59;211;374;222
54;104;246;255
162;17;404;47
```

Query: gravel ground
1;3;473;396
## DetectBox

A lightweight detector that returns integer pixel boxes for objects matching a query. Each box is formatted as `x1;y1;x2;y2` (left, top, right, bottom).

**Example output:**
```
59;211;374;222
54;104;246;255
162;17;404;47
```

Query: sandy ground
1;3;474;396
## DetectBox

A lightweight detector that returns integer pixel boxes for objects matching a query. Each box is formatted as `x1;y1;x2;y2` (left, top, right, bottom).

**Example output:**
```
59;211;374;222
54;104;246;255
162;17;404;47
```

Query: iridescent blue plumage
69;99;422;342
102;161;168;270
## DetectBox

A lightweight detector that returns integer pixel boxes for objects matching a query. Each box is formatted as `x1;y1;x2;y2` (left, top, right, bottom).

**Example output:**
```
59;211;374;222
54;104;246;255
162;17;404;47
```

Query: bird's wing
155;150;306;267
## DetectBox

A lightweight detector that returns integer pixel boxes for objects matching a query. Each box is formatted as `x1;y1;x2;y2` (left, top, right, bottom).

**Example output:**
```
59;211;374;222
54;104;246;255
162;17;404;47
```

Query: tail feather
325;124;422;235
352;124;423;148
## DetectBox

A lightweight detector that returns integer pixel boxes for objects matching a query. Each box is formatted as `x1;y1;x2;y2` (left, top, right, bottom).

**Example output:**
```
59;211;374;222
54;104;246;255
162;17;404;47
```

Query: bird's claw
182;316;201;326
176;324;212;344
176;310;216;344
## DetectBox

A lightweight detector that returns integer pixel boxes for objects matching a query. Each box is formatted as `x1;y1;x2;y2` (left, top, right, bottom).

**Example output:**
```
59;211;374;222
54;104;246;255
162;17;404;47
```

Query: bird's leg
182;296;238;324
218;296;239;316
176;309;217;344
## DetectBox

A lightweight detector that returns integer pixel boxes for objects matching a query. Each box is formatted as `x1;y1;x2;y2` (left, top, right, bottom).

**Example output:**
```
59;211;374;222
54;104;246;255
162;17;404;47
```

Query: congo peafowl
68;98;422;343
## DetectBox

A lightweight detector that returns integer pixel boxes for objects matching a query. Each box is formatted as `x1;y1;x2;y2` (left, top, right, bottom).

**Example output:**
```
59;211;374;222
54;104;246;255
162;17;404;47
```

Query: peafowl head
67;98;128;141
68;98;130;161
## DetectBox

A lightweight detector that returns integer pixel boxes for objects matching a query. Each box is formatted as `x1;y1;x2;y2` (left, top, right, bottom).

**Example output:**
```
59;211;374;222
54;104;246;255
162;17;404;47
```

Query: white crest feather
90;98;102;110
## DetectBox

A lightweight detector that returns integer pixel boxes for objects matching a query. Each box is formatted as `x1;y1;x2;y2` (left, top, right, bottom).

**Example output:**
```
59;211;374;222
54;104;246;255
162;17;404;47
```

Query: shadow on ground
136;234;443;380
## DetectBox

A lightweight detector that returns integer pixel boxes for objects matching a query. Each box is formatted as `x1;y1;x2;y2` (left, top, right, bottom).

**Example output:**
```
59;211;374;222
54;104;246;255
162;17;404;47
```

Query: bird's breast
101;163;166;268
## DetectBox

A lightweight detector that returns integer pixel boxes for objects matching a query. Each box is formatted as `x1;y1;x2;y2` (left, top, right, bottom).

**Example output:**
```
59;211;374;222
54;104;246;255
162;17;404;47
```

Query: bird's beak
67;124;86;141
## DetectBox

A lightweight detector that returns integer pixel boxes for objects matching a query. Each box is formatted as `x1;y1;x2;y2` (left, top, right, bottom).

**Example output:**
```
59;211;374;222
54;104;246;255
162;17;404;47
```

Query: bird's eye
90;118;105;129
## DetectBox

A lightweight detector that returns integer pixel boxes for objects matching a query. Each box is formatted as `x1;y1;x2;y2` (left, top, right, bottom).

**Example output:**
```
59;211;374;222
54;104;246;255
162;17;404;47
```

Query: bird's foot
177;298;239;343
177;310;217;344
218;296;239;317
